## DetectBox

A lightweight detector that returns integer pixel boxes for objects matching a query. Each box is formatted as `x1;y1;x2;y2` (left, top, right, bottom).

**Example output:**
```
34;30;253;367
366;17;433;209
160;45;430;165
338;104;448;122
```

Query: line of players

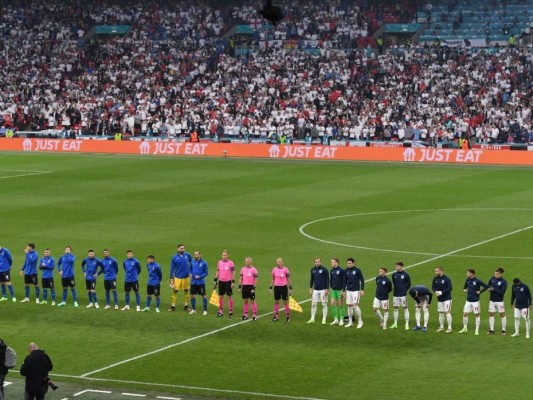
1;244;531;336
0;243;294;321
308;257;531;338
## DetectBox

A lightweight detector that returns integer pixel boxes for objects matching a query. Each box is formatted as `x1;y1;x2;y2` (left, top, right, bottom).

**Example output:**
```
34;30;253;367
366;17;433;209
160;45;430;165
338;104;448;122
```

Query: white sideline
78;224;532;398
0;169;50;179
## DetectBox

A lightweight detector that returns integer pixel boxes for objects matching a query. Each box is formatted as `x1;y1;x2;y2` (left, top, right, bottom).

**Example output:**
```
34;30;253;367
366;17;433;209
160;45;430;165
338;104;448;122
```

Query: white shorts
312;289;328;303
415;296;430;308
393;296;407;308
345;290;360;305
514;307;530;319
488;301;505;313
437;300;452;313
463;301;481;314
373;297;389;310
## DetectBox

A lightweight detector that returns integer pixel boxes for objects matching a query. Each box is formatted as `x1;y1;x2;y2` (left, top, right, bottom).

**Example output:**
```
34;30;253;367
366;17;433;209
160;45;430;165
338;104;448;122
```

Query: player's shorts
41;278;54;289
373;298;389;310
172;277;190;291
514;307;529;319
488;301;505;313
393;296;407;308
463;301;481;314
147;284;161;296
437;300;452;313
190;284;206;296
312;289;328;303
0;272;11;283
85;279;96;290
218;280;233;296
345;290;361;305
104;279;117;291
24;274;38;285
241;285;255;300
274;285;288;301
330;289;343;301
124;281;139;293
61;277;75;288
414;295;430;308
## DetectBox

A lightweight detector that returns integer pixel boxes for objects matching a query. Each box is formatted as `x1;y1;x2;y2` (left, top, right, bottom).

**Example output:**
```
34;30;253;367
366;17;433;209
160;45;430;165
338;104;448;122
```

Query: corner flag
289;296;303;312
209;290;220;306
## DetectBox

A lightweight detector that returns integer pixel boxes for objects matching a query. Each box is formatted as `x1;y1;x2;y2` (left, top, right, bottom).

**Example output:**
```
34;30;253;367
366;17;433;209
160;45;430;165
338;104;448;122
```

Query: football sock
502;316;507;331
332;305;337;319
274;303;280;316
135;292;140;306
383;311;389;326
191;297;196;310
71;288;77;301
219;297;224;312
446;313;452;328
93;293;98;303
51;289;56;301
515;318;520;333
463;316;468;328
43;289;48;301
62;289;67;302
393;308;399;323
404;309;410;323
354;306;362;321
284;304;290;316
105;291;110;305
423;308;429;328
475;316;480;330
321;302;328;319
489;316;495;331
1;285;5;297
228;298;233;312
375;310;383;321
184;290;189;305
339;305;345;319
311;302;317;319
243;303;249;316
202;297;208;311
439;313;444;328
415;308;421;326
8;285;15;296
156;297;160;308
125;293;130;306
171;290;177;305
526;318;531;335
252;302;257;315
35;286;40;298
146;296;151;307
25;286;30;298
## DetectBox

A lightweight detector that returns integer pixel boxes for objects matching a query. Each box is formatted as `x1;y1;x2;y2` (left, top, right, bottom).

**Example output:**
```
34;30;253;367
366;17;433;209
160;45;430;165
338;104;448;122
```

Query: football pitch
1;152;533;400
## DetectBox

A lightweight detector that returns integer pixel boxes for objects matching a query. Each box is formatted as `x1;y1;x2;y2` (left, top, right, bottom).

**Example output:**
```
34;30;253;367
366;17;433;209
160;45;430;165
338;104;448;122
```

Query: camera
259;0;283;25
44;377;59;391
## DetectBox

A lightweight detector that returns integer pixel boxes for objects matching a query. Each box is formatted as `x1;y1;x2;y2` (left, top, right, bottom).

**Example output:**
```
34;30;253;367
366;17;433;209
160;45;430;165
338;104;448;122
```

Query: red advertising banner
1;138;533;166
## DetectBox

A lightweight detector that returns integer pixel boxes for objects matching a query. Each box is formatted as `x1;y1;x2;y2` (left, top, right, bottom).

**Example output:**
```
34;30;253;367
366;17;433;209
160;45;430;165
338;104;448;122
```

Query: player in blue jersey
100;249;120;310
189;250;208;315
409;285;432;331
122;250;142;311
0;245;16;302
510;278;532;338
81;249;103;309
344;258;365;328
39;248;56;305
57;246;78;307
143;255;162;313
487;267;507;335
373;267;392;330
459;269;488;335
169;244;192;311
307;257;329;324
390;261;411;330
329;258;345;326
433;266;453;333
19;243;40;303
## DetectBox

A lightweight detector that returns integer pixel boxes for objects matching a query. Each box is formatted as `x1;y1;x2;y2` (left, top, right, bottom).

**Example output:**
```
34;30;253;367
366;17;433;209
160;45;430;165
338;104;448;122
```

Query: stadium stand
0;0;531;145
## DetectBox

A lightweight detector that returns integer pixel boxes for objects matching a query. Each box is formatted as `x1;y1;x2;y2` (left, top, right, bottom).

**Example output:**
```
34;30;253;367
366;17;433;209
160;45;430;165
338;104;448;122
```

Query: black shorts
147;284;160;296
24;274;38;285
61;277;75;288
104;280;117;291
0;272;12;283
85;280;96;290
190;284;206;296
274;286;288;301
218;280;233;296
41;278;55;289
124;281;139;293
241;285;256;300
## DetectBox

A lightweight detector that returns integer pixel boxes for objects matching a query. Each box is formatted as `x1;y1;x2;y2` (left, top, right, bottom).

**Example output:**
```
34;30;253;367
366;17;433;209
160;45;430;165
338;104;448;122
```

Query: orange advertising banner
1;138;533;166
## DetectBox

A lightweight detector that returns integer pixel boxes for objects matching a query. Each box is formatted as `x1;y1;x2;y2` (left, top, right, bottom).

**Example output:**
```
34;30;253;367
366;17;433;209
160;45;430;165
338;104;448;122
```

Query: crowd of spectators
0;0;531;145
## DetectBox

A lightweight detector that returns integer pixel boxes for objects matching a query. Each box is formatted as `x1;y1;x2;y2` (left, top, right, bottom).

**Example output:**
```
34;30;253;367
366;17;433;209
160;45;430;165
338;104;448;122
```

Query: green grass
1;153;533;400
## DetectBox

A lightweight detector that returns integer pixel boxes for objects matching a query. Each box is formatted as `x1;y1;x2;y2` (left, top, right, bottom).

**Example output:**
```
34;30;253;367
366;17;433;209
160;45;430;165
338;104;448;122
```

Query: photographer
20;343;54;400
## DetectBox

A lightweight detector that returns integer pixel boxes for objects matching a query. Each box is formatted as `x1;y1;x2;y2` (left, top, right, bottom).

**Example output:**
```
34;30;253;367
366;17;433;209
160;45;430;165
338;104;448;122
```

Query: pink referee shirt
240;266;258;285
272;266;290;286
217;259;235;282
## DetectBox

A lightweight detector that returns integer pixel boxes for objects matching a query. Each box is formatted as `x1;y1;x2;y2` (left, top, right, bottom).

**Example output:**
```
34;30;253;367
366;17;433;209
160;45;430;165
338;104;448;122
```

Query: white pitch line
0;170;51;179
121;394;146;397
75;224;532;399
299;208;533;258
157;397;182;400
58;376;327;400
73;389;112;396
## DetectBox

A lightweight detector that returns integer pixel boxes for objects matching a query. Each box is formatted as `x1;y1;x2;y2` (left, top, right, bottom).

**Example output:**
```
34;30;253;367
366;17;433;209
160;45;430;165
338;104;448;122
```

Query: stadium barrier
1;138;533;165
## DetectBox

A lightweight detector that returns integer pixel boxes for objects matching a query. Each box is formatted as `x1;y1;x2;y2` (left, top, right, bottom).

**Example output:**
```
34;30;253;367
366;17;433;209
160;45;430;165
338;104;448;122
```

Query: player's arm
136;260;142;275
478;279;489;294
406;273;411;290
510;290;515;307
113;259;119;274
231;265;235;288
253;273;258;293
287;274;292;295
387;278;393;293
324;267;330;295
359;269;365;295
463;279;468;292
309;268;314;294
156;266;163;283
239;270;244;289
269;271;274;293
427;291;433;305
201;261;208;279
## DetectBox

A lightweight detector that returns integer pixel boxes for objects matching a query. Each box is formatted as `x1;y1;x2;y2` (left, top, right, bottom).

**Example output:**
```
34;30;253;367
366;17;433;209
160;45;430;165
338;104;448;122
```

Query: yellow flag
209;290;220;307
289;296;303;312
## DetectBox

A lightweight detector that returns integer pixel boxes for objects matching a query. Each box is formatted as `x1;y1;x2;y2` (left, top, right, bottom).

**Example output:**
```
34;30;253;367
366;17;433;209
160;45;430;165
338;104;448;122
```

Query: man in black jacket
20;343;53;400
